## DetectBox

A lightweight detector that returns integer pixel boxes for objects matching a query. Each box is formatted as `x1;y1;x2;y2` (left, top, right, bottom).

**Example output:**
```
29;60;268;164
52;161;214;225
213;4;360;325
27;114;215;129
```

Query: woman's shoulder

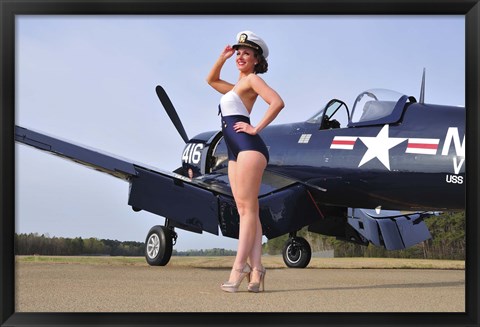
244;74;267;89
236;74;267;96
246;74;270;92
246;73;264;83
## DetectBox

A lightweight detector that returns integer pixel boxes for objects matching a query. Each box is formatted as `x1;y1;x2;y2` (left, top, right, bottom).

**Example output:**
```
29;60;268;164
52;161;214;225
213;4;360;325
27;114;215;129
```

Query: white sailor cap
232;31;269;59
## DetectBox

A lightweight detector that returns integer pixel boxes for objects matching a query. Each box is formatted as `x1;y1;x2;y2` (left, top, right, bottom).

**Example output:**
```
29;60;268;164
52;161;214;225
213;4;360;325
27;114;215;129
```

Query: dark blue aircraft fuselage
211;101;465;211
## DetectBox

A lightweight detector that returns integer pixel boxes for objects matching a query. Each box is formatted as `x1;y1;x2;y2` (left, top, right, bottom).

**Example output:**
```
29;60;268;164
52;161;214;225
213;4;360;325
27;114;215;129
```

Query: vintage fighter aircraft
15;71;465;268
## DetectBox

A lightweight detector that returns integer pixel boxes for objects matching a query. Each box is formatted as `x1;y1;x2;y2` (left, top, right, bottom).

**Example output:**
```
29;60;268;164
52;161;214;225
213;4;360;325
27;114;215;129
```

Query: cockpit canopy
308;89;414;130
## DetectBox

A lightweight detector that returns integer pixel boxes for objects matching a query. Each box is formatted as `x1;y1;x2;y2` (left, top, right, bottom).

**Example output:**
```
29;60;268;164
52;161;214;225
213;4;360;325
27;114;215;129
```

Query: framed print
1;0;479;326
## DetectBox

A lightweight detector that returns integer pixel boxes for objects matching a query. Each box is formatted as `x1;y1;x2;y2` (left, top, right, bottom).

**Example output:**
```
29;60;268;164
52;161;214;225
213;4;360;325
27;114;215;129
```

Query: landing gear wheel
282;237;312;268
145;225;173;266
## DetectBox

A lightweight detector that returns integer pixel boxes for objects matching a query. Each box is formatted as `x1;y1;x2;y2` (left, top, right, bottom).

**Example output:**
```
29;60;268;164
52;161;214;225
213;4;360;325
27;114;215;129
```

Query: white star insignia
358;125;406;170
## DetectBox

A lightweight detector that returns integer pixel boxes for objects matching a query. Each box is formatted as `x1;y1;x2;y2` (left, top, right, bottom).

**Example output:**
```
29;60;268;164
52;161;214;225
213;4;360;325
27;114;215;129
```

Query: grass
15;255;465;270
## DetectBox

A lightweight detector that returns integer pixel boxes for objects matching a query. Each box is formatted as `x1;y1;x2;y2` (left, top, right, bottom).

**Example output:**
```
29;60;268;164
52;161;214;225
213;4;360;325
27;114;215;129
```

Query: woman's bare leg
226;159;245;283
249;217;264;268
226;151;266;283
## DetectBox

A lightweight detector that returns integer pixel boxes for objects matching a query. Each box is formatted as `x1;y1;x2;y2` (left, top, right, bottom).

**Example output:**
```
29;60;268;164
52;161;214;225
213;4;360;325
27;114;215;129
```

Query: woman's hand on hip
234;122;257;135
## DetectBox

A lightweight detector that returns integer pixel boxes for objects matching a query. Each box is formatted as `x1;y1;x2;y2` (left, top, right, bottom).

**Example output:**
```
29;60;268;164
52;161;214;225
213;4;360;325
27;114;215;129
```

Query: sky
15;15;465;251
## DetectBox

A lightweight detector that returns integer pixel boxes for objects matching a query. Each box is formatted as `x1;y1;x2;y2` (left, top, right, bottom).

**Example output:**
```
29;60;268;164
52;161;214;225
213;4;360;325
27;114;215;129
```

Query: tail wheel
145;225;174;266
282;237;312;268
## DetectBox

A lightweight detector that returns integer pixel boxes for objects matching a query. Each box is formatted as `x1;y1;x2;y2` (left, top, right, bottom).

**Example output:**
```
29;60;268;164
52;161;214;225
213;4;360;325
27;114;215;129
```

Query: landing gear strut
282;232;312;268
145;220;177;266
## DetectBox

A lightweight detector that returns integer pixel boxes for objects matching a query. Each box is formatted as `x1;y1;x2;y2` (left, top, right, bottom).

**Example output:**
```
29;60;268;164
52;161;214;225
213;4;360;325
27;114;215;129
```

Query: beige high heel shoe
248;266;266;293
220;263;251;293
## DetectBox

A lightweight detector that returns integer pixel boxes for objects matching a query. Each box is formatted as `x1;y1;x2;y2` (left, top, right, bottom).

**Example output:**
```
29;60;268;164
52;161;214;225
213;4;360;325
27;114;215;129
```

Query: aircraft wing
16;126;323;239
128;167;323;239
16;126;138;180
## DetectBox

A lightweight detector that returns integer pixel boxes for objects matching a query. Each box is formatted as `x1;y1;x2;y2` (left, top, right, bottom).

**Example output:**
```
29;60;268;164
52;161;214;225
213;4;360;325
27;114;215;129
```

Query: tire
282;237;312;268
145;225;173;266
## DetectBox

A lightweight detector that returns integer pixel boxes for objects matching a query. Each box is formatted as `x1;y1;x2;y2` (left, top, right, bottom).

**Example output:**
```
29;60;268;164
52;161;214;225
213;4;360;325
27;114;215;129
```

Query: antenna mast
419;68;426;104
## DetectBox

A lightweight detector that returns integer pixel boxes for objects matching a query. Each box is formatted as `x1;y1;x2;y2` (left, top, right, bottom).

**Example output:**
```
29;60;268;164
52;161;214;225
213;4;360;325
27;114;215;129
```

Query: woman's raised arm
206;45;236;94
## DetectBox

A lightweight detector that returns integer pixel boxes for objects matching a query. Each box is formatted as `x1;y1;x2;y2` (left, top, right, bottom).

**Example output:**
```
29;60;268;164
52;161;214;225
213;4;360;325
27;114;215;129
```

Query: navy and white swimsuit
219;90;269;163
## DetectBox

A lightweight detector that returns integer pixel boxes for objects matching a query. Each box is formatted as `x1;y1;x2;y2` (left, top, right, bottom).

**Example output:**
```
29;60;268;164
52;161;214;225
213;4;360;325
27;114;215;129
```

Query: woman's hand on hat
221;45;235;60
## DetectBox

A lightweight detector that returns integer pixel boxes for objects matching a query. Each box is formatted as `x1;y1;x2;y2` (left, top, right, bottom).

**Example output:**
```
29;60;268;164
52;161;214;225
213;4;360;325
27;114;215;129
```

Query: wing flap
347;208;432;250
128;167;220;235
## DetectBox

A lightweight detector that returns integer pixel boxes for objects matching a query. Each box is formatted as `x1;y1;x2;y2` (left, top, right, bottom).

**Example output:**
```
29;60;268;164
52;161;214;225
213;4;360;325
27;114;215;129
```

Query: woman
206;31;284;293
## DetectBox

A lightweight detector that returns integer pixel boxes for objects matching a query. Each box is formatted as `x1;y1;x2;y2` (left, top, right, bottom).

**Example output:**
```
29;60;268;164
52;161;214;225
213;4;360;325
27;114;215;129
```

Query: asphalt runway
15;257;465;312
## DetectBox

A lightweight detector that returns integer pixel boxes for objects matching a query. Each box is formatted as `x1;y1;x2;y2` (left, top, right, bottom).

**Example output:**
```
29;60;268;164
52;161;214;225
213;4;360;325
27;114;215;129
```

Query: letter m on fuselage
441;127;465;157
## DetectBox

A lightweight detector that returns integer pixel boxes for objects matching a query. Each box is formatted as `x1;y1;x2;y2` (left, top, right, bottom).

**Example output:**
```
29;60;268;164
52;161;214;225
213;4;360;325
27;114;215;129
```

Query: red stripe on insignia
332;140;356;145
407;143;438;149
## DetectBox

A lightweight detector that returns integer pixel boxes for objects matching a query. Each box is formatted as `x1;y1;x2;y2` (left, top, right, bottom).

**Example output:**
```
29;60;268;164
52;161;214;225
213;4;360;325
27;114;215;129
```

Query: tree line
15;234;145;256
14;233;237;257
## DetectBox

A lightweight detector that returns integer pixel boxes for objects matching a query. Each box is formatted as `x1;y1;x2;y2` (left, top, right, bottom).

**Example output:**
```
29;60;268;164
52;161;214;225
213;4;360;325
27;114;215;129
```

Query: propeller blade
155;85;189;143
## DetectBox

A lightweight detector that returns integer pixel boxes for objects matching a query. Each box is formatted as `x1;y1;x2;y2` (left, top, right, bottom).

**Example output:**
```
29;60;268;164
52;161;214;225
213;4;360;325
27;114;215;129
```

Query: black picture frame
1;0;478;326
